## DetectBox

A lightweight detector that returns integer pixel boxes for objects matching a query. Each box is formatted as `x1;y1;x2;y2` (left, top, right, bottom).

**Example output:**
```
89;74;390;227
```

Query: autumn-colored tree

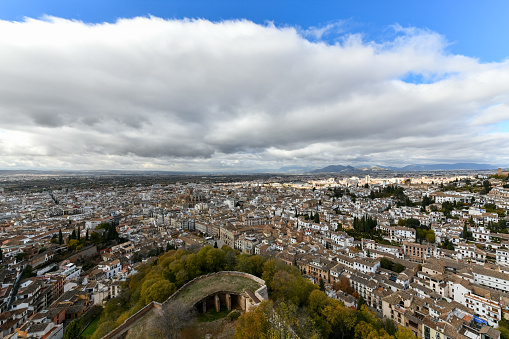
234;301;273;339
333;276;355;295
354;321;379;339
395;326;417;339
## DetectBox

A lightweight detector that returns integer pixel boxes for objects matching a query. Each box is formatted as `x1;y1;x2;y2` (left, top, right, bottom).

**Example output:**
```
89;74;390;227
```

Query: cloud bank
0;16;508;171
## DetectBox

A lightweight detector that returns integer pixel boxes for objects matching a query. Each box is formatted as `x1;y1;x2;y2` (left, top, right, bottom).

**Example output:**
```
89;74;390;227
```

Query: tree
395;326;416;339
425;230;435;243
90;232;102;244
382;318;398;336
86;229;89;241
462;224;473;240
234;301;273;339
58;229;63;245
380;257;394;271
16;252;27;261
77;226;81;241
393;263;405;273
441;239;454;250
333;276;355;295
0;247;2;262
71;229;77;240
357;296;365;310
64;319;82;339
481;180;492;195
214;241;218;248
225;250;237;270
68;239;79;251
141;279;176;304
21;265;36;279
406;218;420;229
319;278;325;291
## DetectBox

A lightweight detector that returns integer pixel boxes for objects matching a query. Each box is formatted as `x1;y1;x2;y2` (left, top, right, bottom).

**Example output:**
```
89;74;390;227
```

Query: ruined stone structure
101;271;268;339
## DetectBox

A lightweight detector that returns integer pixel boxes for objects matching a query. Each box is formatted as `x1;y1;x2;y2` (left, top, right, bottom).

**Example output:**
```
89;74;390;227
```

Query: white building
472;267;509;293
496;248;509;267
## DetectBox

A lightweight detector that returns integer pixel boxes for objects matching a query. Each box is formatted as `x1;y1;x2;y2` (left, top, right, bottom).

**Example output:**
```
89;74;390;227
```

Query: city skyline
0;1;508;171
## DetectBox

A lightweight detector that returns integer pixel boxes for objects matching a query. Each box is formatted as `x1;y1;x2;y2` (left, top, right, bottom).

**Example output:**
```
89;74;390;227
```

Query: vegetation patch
81;311;102;338
197;308;231;323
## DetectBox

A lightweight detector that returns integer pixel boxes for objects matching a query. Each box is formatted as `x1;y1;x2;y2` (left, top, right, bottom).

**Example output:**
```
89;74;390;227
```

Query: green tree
224;250;237;270
441;239;454;250
90;232;102;244
58;229;63;245
380;257;394;270
481;180;492;195
406;218;420;229
393;263;405;273
319;278;325;291
141;279;176;304
425;230;435;243
68;239;79;251
16;252;27;261
357;296;365;310
64;319;82;339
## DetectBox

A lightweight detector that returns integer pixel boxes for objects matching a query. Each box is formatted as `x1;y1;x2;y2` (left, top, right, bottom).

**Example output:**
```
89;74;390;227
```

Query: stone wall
102;271;267;339
102;302;162;339
161;270;265;307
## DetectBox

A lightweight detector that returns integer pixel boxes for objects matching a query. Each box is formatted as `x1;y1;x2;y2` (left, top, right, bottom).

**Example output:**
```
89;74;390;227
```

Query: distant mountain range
311;163;497;173
0;163;500;176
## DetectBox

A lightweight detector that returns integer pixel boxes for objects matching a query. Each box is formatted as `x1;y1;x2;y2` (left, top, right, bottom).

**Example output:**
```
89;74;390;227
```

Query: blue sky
0;1;508;171
1;0;508;62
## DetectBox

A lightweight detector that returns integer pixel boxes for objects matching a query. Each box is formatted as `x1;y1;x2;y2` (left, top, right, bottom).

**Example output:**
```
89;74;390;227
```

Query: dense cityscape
0;168;508;338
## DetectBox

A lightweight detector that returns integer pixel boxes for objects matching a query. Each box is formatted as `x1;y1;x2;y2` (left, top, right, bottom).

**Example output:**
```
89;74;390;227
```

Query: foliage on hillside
92;246;416;338
235;262;416;339
90;245;262;339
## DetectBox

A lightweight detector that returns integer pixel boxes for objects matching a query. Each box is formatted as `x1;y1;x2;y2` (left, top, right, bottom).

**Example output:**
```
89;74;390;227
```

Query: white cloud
0;16;508;171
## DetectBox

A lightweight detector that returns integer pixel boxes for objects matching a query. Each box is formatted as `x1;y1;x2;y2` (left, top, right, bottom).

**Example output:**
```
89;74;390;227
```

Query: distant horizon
0;162;506;174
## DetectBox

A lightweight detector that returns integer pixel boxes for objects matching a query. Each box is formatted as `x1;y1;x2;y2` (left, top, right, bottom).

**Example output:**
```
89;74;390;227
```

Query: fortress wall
102;302;162;339
102;271;266;339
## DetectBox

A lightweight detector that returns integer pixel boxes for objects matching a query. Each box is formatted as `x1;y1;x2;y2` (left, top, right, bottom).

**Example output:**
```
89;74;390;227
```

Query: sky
0;1;508;172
